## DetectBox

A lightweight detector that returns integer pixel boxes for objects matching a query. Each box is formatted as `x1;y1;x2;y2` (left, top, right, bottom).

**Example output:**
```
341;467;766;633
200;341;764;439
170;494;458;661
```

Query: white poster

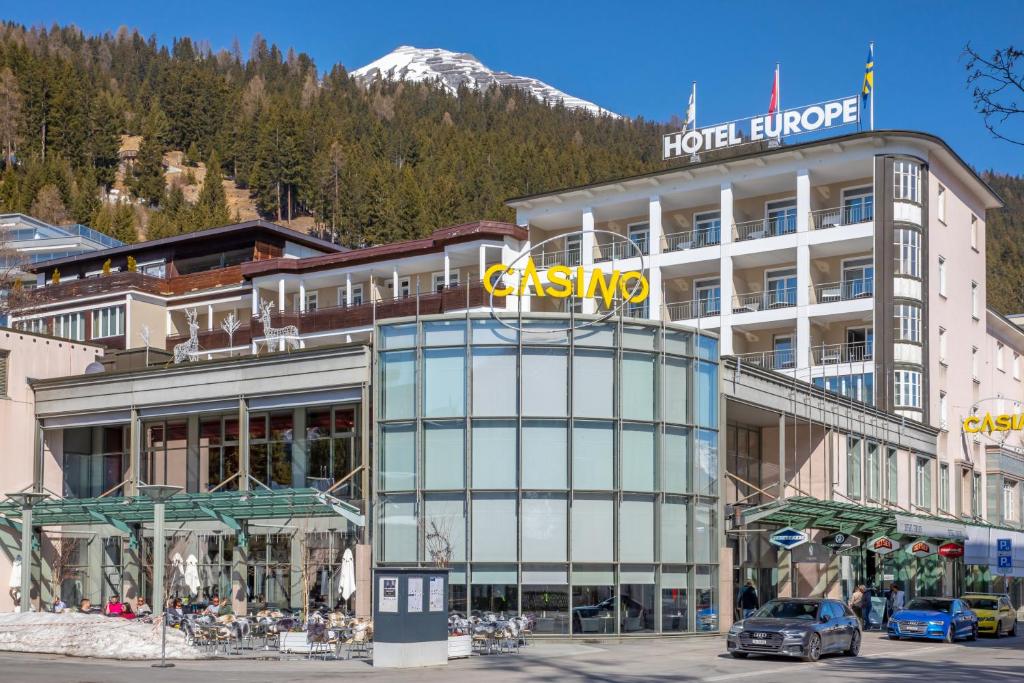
428;576;445;612
379;576;399;613
407;577;423;613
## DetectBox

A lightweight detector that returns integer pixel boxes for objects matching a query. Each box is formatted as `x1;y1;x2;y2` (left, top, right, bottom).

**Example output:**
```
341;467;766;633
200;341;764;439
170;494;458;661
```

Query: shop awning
0;488;365;528
739;496;1010;540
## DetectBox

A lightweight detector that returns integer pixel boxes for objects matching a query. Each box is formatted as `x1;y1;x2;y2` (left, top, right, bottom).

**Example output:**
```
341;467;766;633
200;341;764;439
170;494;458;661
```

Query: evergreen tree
196;151;230;227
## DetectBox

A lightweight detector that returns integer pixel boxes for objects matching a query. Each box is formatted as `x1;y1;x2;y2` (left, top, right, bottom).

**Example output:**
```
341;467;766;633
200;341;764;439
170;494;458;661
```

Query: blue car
887;597;978;643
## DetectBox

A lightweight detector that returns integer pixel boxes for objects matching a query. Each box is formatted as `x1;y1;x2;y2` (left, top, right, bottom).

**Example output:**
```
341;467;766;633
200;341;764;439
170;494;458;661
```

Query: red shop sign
938;542;964;558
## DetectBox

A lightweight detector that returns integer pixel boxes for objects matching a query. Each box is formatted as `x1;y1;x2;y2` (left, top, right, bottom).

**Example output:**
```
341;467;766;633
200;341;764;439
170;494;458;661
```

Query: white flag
685;84;696;130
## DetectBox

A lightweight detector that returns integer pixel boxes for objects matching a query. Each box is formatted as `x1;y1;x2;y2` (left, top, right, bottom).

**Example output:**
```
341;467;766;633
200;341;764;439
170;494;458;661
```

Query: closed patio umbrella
339;548;356;603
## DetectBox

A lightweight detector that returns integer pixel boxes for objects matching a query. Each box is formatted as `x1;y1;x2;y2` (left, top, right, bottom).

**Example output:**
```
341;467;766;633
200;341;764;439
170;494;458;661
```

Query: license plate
752;639;768;645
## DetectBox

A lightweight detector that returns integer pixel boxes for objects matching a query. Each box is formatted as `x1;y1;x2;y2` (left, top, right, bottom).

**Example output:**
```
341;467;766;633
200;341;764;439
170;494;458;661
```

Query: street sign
909;539;937;558
938;542;964;558
997;538;1012;553
821;532;861;552
998;555;1013;569
791;542;830;564
769;527;809;550
867;535;901;556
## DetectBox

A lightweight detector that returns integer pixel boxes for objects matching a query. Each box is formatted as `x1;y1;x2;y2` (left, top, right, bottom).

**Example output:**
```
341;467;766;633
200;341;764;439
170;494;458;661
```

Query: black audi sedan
726;598;861;662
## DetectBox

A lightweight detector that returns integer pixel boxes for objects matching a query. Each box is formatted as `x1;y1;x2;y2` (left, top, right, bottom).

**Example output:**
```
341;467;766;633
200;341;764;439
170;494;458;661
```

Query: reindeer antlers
184;308;198;323
259;298;275;314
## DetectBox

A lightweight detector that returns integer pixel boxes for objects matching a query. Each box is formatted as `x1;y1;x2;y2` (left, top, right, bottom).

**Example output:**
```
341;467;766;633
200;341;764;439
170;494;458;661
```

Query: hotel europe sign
662;95;861;161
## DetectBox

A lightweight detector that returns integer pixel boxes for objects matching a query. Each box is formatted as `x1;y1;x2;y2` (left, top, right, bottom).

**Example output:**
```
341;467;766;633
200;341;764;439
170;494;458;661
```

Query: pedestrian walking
738;581;760;619
861;585;875;630
850;584;865;625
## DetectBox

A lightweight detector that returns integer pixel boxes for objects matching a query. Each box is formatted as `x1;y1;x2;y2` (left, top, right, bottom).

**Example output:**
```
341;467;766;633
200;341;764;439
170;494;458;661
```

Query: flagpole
869;42;875;130
692;81;697;131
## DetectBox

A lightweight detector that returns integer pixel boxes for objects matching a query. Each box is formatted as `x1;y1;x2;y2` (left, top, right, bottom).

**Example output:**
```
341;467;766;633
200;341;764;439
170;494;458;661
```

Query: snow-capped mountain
351;46;617;118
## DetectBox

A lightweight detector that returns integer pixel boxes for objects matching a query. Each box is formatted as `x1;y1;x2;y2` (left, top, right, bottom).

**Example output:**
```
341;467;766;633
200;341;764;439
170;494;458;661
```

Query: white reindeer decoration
172;308;200;364
257;299;300;353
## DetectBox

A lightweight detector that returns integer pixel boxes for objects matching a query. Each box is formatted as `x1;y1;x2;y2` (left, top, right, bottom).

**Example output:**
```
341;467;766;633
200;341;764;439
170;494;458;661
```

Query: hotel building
1;129;1023;629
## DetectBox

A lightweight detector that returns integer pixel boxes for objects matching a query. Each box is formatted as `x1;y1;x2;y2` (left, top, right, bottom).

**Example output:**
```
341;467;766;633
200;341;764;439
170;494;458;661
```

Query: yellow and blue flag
861;45;874;111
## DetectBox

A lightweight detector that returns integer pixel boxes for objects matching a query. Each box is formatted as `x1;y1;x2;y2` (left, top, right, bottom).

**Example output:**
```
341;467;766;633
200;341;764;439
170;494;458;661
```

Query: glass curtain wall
375;314;721;635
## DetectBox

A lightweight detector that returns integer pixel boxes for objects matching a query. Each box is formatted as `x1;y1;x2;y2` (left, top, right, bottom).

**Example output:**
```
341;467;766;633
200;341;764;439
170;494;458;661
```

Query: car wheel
731;652;749;659
968;625;977;642
1010;620;1018;637
846;630;861;656
995;621;1003;638
887;635;900;640
944;626;954;644
803;633;822;662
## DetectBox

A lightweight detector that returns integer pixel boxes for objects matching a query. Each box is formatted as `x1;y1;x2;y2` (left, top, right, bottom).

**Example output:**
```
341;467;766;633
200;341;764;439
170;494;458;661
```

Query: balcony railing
595;236;648;262
809;204;874;230
664;298;721;320
733;286;797;313
810;278;874;304
735;349;796;371
533;247;581;268
810;342;873;365
165;281;497;352
13;271;168;306
664;227;721;252
734;215;797;241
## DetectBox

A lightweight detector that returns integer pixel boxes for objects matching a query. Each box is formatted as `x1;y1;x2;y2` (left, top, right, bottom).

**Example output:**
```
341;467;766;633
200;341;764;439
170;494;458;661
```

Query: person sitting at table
79;598;93;613
104;594;127;617
204;595;222;616
133;595;152;617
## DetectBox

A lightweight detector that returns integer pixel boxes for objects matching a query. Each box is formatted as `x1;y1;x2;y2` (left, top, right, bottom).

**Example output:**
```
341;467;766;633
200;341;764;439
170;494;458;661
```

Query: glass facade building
375;313;721;635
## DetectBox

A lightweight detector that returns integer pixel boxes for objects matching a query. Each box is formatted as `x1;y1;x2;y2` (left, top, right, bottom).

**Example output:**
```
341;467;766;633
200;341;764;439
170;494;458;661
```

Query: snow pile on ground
0;611;202;659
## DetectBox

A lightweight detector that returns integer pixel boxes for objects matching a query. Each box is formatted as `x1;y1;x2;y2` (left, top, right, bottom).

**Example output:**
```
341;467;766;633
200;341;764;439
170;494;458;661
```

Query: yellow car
960;594;1018;637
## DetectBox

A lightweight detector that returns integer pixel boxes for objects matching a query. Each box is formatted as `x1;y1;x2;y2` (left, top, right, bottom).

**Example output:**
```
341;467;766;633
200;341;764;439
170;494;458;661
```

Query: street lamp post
5;492;49;613
137;484;182;669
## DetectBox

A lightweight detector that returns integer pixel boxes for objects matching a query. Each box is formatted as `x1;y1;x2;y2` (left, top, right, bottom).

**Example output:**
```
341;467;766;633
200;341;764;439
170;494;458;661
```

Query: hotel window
940;391;948;429
91;305;125;339
894;370;922;409
997;342;1005;372
1015;353;1021;380
893;160;921;202
971;282;979;319
565;233;582;266
894;303;922;343
385;277;412;299
938;257;947;296
694;211;722;246
938;327;947;362
866;442;880;501
914;457;931;509
972;473;982;517
337;283;365;306
628;222;650;255
847;437;862;499
886;448;898;503
937;184;946;223
972;346;979;380
765;199;797;236
1004;480;1018;521
18;318;47;334
0;350;8;397
141;261;167;278
939;464;950;512
894;229;921;277
970;215;978;250
432;270;460;292
54;312;85;341
842;187;873;224
304;291;318;311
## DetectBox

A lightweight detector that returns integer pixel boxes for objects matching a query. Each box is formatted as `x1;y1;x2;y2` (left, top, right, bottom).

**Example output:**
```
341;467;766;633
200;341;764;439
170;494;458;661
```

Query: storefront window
661;497;689;563
424;347;466;417
471;420;517;488
471;493;516;561
522;420;567;489
423;494;466;563
249;412;294;489
664;356;690;424
305;406;360;497
522;493;567;562
662;570;689;632
523;583;569;634
521;348;568;416
380;423;415;491
142;420;188;490
424;421;465;489
379;494;417;562
620;575;656;633
200;415;240;492
694;504;717;564
663;426;691;493
622;423;655;491
622;352;656;421
574;349;614;418
471;572;518;616
696;361;718;427
696;429;718;496
696;566;718;632
472;348;516;415
381;350;416;419
572;578;615;635
62;426;128;499
620;496;655;563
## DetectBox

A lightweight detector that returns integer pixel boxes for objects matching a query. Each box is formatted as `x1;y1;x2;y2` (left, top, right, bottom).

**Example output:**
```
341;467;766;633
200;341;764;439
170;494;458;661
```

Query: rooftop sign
662;95;861;161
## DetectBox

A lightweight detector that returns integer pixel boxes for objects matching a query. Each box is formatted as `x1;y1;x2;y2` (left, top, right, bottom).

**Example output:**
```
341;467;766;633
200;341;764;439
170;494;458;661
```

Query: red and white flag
768;64;780;114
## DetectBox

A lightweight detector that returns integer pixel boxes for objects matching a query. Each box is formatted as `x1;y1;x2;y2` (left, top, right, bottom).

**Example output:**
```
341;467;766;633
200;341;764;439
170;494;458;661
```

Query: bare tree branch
963;42;1024;146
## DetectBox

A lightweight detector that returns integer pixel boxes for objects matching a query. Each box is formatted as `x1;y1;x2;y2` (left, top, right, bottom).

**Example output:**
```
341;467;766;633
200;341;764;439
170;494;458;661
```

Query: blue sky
8;1;1024;173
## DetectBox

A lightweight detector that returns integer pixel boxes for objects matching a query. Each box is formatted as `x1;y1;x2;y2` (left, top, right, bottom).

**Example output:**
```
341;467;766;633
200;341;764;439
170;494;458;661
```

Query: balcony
165;281;496;352
14;271;168;306
733;286;796;313
810;342;873;365
664;298;721;320
809;204;874;230
810;278;874;304
533;247;581;268
734;215;796;242
734;348;796;371
664;227;720;252
595;236;648;262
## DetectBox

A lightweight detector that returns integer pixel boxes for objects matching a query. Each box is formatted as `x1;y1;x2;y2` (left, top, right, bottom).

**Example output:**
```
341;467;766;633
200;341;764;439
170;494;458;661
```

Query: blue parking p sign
997;538;1012;553
998;555;1013;569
